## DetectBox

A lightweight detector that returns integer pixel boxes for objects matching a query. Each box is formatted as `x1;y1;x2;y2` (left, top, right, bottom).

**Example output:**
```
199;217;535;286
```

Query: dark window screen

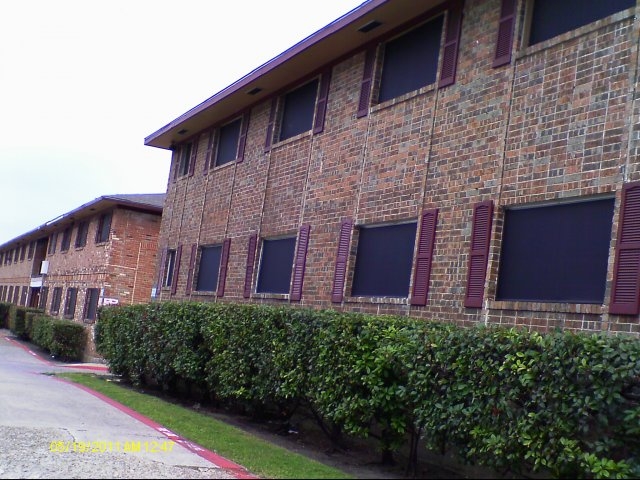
352;222;417;297
75;221;88;248
195;245;222;291
84;288;100;321
61;227;72;251
179;143;192;176
96;213;112;243
256;237;296;294
164;250;176;287
378;15;444;103
279;79;319;141
529;0;634;45
216;119;242;167
496;198;614;303
64;288;77;318
51;287;62;314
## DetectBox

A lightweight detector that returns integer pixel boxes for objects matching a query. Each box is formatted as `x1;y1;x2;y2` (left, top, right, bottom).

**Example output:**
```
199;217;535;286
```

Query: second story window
48;233;58;255
60;226;72;252
95;212;112;243
527;0;635;46
378;15;444;104
214;118;242;167
75;221;89;248
278;78;319;142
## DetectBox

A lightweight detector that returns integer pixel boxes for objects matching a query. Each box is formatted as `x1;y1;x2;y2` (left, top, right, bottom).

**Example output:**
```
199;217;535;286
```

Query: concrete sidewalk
0;329;257;479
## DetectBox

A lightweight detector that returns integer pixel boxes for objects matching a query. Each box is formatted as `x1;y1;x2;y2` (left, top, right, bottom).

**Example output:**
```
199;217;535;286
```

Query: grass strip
58;373;352;479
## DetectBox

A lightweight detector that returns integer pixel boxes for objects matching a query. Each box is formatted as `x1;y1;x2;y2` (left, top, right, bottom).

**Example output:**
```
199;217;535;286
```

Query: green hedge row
2;302;86;361
95;302;640;479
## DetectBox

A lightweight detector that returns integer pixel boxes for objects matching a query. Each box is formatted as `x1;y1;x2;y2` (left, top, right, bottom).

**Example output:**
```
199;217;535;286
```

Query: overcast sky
0;0;366;245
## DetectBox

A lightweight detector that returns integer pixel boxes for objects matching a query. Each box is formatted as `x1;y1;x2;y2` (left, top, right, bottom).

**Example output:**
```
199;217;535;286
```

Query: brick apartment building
144;0;640;337
0;194;165;358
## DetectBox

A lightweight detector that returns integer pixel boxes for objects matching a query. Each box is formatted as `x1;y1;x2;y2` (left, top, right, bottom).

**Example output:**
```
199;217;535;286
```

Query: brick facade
0;194;164;359
148;0;640;337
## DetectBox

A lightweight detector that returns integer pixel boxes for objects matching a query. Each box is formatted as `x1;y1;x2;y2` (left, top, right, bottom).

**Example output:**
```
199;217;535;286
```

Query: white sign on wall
99;297;119;306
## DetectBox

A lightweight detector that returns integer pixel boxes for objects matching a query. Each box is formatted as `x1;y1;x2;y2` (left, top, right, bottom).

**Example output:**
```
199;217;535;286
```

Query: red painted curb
4;336;257;479
56;377;258;479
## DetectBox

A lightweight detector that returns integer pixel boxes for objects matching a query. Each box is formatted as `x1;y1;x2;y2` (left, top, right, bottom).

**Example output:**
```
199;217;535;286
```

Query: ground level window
351;222;417;297
83;288;100;322
256;237;296;294
496;197;614;303
64;287;78;318
50;287;62;314
164;249;176;287
195;245;222;292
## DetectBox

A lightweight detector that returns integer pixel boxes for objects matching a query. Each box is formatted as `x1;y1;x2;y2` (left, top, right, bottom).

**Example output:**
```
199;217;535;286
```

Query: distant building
0;194;165;359
144;0;640;337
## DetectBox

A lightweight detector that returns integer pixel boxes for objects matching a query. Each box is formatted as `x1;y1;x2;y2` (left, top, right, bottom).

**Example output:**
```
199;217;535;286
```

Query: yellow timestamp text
49;440;175;454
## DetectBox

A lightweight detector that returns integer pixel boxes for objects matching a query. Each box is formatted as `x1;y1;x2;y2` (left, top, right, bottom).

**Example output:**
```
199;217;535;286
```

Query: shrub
0;302;12;328
94;301;640;479
48;320;85;361
31;315;86;362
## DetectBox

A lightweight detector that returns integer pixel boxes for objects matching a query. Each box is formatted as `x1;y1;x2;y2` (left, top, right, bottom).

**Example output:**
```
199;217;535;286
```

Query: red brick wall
156;0;640;336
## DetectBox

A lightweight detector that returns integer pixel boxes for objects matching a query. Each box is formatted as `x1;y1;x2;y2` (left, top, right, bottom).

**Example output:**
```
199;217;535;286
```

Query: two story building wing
0;193;165;359
145;0;640;337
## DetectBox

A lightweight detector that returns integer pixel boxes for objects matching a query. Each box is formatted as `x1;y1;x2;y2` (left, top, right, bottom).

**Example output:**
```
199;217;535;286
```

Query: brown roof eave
143;0;395;150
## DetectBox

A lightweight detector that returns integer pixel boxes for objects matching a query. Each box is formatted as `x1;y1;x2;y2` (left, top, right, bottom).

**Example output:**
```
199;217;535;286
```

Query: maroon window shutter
204;130;215;172
237;112;250;163
332;219;353;303
185;244;197;295
610;182;640;315
156;247;168;291
217;238;231;297
411;209;439;306
188;138;199;176
439;0;464;88
264;98;277;153
357;48;376;118
243;234;258;298
290;224;311;301
171;244;183;295
313;70;332;134
492;0;517;68
464;200;494;308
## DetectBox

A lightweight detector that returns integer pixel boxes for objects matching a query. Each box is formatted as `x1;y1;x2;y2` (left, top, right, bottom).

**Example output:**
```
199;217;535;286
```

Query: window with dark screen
95;212;112;243
83;288;100;322
215;118;242;167
496;198;614;303
278;79;319;142
164;249;176;288
528;0;634;46
378;15;444;103
351;222;417;297
64;287;78;318
60;226;72;252
256;237;296;294
195;245;222;292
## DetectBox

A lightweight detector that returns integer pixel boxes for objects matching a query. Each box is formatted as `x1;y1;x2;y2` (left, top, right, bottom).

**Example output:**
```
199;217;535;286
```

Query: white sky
0;0;366;245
